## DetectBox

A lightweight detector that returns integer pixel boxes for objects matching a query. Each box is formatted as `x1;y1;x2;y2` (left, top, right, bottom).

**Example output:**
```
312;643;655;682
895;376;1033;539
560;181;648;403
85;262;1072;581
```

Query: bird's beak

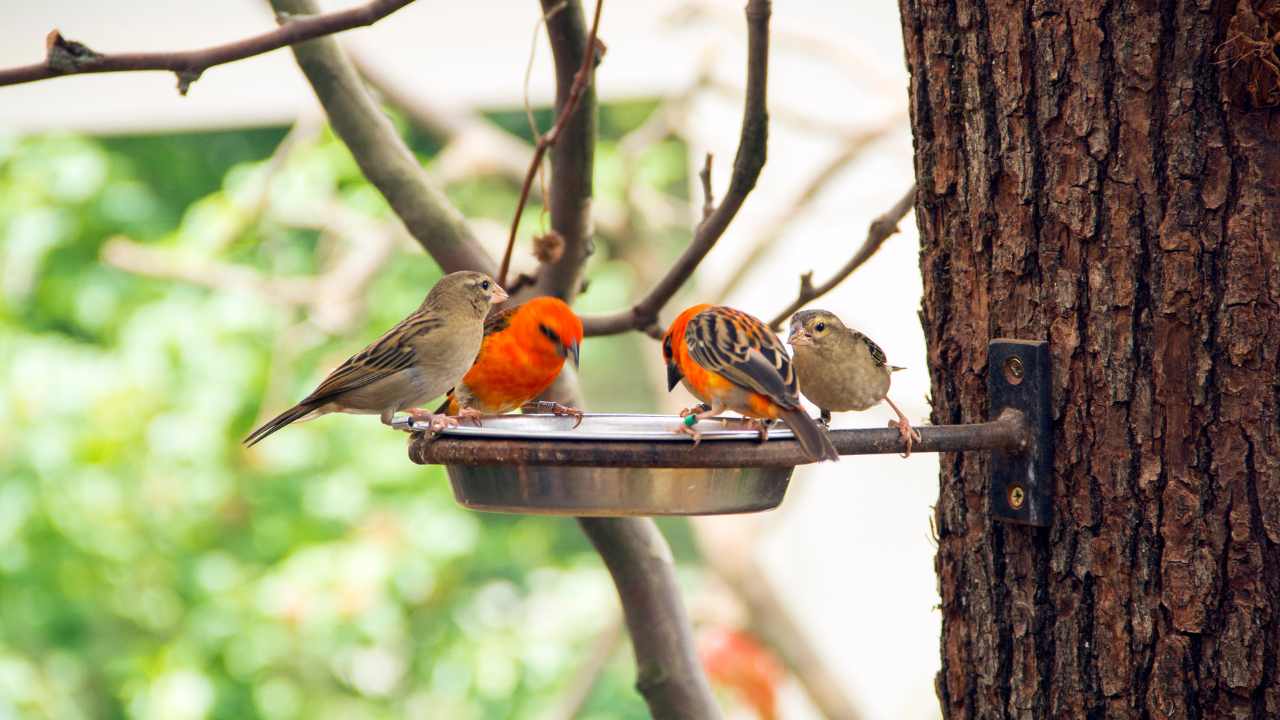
666;362;683;392
490;284;509;304
565;341;581;369
788;329;812;347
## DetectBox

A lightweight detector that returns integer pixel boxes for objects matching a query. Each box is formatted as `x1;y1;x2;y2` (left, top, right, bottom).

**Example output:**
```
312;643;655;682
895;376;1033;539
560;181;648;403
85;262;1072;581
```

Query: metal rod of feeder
408;409;1029;469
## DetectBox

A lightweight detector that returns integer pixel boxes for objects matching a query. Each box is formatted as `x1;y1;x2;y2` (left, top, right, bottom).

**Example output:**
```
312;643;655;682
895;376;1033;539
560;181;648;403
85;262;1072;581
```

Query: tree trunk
899;0;1280;717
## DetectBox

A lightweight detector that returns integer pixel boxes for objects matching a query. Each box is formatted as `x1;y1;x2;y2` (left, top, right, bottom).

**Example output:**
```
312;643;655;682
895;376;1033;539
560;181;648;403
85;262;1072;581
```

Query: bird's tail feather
780;408;839;462
243;403;317;447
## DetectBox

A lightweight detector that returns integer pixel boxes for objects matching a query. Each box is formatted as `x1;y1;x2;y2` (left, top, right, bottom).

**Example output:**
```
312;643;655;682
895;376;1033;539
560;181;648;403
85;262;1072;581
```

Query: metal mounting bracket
987;339;1053;527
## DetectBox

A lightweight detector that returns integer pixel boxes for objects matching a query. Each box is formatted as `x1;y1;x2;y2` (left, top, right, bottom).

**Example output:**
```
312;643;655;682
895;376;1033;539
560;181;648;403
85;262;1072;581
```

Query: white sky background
1;1;941;718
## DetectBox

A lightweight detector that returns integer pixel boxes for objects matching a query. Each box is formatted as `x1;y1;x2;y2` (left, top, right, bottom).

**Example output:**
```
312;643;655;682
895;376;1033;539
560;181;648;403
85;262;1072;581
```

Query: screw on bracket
987;339;1052;527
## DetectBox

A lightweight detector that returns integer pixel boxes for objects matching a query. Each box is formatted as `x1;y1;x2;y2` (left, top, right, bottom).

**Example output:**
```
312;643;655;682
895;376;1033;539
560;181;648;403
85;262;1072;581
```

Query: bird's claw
888;419;922;458
679;403;711;418
405;409;461;436
457;407;485;427
679;422;704;447
405;408;433;430
746;418;771;444
521;401;585;429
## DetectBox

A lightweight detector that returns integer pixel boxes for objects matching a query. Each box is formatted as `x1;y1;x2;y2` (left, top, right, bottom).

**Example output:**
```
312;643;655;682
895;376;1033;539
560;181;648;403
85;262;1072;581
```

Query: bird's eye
815;322;826;332
481;280;491;290
540;324;560;344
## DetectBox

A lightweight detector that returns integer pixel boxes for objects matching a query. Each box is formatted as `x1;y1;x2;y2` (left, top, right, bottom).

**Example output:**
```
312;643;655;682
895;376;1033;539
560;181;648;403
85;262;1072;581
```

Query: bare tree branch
766;183;916;330
580;518;723;719
0;0;414;93
269;0;495;276
712;117;903;302
580;0;772;338
496;0;604;293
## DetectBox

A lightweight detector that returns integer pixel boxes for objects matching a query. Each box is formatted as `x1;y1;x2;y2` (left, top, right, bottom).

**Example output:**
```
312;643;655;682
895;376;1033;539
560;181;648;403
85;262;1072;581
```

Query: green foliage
0;103;697;719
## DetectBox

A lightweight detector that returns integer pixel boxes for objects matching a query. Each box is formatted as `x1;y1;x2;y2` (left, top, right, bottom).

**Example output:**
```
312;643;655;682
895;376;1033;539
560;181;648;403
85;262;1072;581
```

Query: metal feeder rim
405;410;1030;469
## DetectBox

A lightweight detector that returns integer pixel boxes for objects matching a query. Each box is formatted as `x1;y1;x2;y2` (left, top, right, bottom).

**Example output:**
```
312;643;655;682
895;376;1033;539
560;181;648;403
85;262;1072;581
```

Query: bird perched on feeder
787;309;921;457
438;295;584;423
243;271;507;446
662;304;839;462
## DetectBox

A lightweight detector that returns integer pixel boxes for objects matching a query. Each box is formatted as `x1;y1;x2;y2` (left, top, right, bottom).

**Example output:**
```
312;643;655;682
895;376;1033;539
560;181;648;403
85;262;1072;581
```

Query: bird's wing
685;306;801;407
301;311;444;405
482;304;519;336
854;331;888;367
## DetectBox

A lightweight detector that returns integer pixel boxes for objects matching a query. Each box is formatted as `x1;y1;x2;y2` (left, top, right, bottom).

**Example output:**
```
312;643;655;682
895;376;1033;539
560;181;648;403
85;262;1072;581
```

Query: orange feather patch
663;304;784;420
448;296;583;415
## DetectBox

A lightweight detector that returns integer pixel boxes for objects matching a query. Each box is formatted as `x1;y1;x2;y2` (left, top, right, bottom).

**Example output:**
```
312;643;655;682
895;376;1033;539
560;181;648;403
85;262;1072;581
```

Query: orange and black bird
661;304;839;462
439;296;584;422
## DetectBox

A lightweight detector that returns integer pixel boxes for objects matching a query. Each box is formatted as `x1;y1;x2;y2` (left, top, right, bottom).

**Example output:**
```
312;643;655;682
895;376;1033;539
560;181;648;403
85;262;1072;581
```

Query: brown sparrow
244;270;507;446
788;309;920;456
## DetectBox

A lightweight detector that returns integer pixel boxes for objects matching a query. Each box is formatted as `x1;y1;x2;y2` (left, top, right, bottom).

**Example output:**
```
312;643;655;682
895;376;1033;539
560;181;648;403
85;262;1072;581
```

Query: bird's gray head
787;309;845;349
424;271;508;317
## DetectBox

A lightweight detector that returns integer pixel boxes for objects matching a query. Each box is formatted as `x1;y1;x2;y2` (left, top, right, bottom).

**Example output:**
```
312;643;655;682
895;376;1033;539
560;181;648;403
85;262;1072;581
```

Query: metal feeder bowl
402;340;1055;523
403;413;801;516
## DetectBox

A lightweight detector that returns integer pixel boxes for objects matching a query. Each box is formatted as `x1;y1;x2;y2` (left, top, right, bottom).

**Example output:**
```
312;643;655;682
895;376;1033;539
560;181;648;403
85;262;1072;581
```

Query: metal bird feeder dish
406;414;798;516
405;340;1056;522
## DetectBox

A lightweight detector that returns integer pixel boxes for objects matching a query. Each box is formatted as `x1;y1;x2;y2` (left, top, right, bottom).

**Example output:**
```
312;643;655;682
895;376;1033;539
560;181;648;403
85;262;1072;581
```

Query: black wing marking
854;331;888;367
301;311;442;405
483;304;518;336
685;306;801;408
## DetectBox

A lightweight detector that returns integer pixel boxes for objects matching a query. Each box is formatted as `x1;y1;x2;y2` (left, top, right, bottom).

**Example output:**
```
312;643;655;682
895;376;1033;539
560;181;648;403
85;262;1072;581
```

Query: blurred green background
0;103;706;719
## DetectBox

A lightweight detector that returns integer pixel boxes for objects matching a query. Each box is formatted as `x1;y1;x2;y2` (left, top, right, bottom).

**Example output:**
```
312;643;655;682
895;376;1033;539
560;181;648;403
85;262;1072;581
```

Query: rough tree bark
899;0;1280;717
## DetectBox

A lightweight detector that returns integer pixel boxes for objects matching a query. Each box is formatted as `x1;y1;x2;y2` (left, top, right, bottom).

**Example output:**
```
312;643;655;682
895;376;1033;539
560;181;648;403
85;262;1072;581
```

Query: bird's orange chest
462;328;562;411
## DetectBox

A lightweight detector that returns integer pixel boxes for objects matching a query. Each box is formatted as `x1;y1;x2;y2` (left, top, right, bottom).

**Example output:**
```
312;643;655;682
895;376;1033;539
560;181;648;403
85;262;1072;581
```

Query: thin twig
712;116;903;302
498;0;605;288
766;183;916;330
580;0;772;338
0;0;414;93
525;3;564;144
524;1;570;208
